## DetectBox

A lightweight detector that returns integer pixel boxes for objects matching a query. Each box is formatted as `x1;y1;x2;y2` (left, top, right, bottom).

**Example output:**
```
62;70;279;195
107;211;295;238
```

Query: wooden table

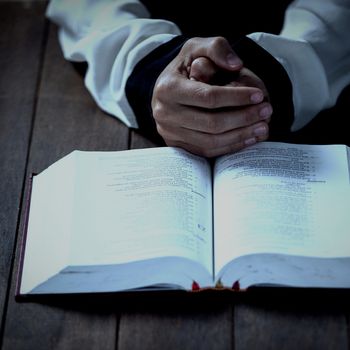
1;2;350;349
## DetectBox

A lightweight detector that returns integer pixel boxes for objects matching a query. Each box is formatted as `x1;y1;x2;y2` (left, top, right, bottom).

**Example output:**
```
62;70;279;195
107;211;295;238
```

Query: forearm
248;0;350;130
46;0;181;128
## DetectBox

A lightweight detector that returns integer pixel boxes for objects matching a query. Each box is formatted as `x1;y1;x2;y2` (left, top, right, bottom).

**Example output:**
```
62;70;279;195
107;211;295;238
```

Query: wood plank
0;0;46;337
2;22;128;349
24;26;130;174
5;308;117;350
234;293;349;350
118;300;233;350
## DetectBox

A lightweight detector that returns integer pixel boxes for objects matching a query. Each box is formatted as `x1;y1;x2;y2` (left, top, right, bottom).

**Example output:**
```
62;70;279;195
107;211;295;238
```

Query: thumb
189;57;217;83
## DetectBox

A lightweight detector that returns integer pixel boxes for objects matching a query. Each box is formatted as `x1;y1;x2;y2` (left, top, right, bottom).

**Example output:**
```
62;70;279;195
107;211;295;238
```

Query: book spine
15;174;36;299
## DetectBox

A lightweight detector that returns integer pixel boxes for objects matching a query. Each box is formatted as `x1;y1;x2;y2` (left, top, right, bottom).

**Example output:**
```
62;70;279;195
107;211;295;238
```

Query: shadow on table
15;287;350;315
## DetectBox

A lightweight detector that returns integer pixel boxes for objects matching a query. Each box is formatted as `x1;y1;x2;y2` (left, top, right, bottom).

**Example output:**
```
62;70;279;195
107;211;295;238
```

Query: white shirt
46;0;350;131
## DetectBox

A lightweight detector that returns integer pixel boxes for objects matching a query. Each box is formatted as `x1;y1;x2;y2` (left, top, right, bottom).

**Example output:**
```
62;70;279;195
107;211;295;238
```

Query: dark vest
141;0;293;40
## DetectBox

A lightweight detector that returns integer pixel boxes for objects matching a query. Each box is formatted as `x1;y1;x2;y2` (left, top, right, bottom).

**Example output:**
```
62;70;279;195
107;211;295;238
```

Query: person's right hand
151;37;272;158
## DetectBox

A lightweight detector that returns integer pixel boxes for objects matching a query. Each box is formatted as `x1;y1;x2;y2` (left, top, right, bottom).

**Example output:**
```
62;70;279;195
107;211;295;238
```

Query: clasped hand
151;37;272;157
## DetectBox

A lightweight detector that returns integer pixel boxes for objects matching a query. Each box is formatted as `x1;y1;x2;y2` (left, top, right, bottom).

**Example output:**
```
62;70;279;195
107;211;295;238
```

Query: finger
166;135;263;158
165;139;246;158
189;57;217;83
157;121;269;157
184;37;243;71
152;94;270;130
174;102;273;134
176;79;265;108
231;67;269;98
189;57;240;86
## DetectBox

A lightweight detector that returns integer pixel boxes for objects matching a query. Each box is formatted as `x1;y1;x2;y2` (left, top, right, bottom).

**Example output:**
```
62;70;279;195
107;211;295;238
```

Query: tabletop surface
1;2;350;349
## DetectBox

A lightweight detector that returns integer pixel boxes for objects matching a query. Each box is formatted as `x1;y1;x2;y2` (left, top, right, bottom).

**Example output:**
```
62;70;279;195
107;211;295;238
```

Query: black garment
140;0;292;39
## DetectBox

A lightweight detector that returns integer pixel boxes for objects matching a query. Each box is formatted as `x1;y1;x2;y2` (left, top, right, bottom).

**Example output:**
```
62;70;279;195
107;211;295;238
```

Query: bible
17;142;350;296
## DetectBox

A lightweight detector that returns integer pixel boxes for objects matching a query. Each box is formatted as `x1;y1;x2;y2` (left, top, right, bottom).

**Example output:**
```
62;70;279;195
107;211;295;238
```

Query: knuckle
154;76;176;98
152;102;166;122
209;36;226;51
182;37;200;52
181;40;191;53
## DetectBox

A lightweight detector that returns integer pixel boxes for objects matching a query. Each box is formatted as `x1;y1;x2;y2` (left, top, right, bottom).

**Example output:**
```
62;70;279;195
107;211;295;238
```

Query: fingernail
250;92;264;103
226;53;242;68
244;137;257;146
254;125;267;136
259;105;272;119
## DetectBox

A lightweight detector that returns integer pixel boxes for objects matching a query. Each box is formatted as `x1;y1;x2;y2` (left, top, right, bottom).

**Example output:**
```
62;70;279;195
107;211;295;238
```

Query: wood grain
2;21;128;349
0;1;47;337
234;292;349;350
118;301;233;350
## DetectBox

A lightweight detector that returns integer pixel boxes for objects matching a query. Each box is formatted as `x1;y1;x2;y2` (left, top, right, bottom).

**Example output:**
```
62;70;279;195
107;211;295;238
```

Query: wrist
125;35;188;143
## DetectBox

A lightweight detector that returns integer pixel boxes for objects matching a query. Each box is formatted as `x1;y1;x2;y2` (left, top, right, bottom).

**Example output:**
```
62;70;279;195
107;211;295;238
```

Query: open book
17;142;350;296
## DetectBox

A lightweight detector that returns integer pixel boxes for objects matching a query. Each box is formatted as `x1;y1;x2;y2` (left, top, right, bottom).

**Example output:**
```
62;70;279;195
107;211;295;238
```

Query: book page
69;147;213;277
213;142;350;275
21;152;77;294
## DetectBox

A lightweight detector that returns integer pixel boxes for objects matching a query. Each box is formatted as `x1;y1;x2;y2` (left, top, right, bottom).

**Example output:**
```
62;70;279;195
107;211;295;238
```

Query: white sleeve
248;0;350;131
46;0;181;128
